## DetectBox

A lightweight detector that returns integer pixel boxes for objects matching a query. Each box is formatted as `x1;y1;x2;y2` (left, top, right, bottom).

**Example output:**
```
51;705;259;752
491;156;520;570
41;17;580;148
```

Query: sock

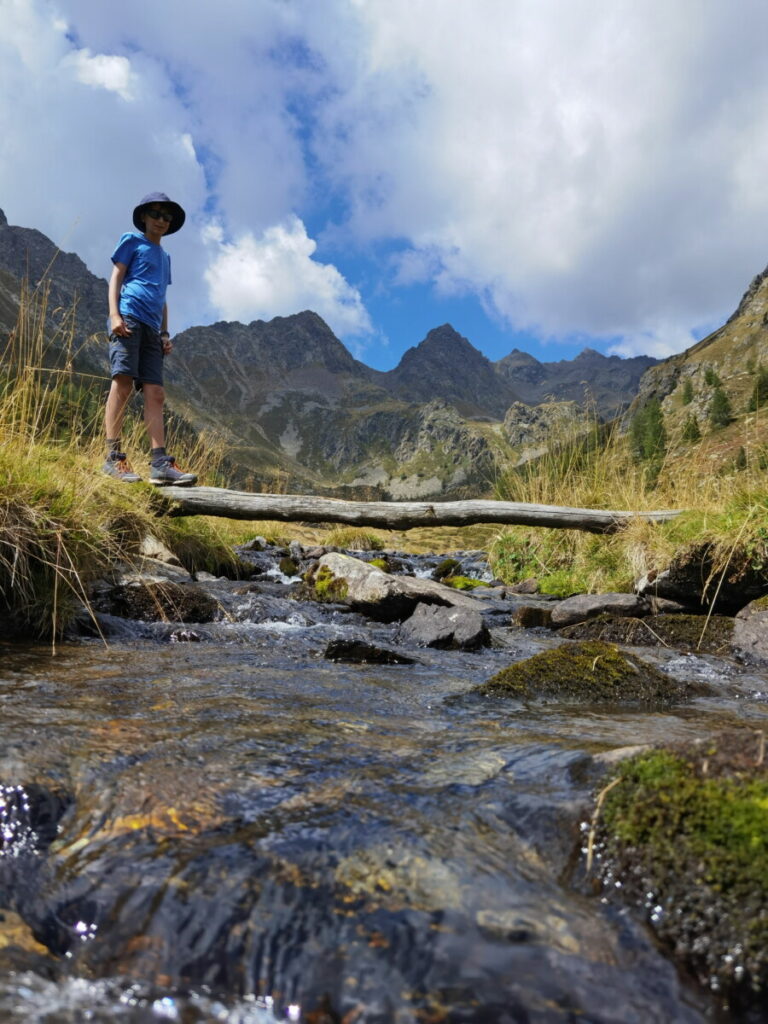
150;446;167;466
106;439;122;459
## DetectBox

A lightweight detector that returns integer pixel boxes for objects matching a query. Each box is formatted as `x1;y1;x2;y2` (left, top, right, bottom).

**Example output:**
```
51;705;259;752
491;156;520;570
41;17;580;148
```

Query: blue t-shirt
111;232;172;331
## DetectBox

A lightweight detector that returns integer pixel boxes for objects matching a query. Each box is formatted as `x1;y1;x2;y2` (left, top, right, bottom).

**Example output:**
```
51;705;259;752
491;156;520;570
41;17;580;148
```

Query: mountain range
12;205;761;499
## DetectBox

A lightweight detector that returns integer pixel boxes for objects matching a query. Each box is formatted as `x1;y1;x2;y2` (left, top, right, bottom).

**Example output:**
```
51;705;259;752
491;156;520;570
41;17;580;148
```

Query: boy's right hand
110;313;131;337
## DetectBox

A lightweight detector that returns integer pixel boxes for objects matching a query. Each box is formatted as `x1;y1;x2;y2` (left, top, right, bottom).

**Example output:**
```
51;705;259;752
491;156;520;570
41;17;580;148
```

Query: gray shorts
108;316;164;388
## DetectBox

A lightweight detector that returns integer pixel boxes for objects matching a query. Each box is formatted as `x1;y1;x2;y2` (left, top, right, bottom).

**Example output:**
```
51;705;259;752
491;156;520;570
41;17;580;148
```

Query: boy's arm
108;263;130;336
161;303;172;354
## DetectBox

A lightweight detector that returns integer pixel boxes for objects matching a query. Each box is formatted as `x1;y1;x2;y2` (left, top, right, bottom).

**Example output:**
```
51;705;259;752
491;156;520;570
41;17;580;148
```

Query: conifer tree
682;413;700;442
747;364;768;412
709;386;733;429
704;367;721;387
681;379;694;405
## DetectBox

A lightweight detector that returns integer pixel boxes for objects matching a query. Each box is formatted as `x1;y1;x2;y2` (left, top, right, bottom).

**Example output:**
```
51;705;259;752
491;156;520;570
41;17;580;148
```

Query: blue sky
3;0;768;371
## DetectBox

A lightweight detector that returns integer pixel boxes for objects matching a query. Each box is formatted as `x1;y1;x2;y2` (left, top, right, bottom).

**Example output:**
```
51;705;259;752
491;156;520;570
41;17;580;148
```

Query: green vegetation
309;565;348;602
630;398;666;481
681;413;701;442
680;379;694;405
323;527;386;551
441;575;489;590
709;385;734;428
598;738;768;1004
748;364;768;412
704;366;722;387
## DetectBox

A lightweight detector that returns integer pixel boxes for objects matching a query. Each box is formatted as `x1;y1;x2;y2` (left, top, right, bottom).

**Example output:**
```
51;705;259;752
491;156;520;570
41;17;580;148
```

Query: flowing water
1;551;767;1023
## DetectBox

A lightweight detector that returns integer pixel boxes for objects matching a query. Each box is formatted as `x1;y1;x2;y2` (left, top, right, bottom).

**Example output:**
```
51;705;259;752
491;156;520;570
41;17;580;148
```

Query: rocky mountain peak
386;324;519;418
0;209;7;227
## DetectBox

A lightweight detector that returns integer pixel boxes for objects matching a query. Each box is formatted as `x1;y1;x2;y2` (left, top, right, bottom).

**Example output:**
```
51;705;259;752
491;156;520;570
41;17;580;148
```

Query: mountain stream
1;546;766;1023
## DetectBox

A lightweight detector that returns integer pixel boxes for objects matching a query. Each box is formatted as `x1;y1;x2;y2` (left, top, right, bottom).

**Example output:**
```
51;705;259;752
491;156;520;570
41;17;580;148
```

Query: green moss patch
597;733;768;1005
442;575;489;591
559;612;734;654
474;640;690;705
309;565;349;603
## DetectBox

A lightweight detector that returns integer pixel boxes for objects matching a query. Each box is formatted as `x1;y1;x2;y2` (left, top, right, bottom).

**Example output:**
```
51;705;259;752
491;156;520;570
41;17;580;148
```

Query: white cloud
299;0;768;353
67;48;135;100
204;216;372;338
3;0;768;359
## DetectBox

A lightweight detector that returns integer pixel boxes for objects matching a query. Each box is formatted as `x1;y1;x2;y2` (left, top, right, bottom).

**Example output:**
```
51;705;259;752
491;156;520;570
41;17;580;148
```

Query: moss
369;558;389;571
474;640;689;705
597;735;768;1005
311;565;349;603
559;613;734;654
433;557;461;580
442;575;489;591
278;556;299;577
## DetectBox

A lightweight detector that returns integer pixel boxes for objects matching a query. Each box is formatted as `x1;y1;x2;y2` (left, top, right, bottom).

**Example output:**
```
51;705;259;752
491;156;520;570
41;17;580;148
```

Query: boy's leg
105;374;134;441
138;338;198;487
103;375;142;482
142;383;166;450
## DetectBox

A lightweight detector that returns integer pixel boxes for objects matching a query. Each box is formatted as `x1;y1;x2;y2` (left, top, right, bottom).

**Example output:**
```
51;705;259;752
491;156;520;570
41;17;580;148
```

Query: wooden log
157;487;682;534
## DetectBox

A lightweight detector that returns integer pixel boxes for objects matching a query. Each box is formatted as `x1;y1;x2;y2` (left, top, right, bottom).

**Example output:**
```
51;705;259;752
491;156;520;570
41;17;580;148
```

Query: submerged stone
474;640;693;705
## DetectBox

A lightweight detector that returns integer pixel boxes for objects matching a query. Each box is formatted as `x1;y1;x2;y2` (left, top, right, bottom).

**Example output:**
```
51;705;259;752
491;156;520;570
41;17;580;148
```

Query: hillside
631;264;768;473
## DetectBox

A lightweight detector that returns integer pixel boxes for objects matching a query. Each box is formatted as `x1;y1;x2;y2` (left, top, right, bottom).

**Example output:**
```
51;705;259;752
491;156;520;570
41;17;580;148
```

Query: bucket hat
132;192;186;235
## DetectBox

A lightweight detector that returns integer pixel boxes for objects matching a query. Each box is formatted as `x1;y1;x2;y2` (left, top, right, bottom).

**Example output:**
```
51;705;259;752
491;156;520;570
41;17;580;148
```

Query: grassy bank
489;415;768;596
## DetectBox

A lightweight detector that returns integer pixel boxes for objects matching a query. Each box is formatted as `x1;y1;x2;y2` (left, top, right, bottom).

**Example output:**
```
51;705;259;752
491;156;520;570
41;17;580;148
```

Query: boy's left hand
162;337;173;354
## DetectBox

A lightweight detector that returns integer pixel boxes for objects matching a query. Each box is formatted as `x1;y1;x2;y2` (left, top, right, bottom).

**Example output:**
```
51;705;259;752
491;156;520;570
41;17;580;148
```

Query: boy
103;191;197;485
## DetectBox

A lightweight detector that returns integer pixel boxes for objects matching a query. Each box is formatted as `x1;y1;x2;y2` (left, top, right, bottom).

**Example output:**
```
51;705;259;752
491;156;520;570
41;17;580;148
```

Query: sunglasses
145;209;173;222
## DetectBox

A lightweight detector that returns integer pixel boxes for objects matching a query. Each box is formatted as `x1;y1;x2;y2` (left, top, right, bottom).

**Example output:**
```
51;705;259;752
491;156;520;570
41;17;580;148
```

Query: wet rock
397;602;490;650
732;596;768;665
512;605;553;629
636;542;768;614
509;577;539;594
550;593;650;628
138;535;182;566
474;641;700;705
314;552;480;623
559;612;734;654
91;579;220;623
324;639;417;664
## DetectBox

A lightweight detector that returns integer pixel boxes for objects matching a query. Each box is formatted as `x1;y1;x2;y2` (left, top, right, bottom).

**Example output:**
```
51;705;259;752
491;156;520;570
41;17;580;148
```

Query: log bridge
158;486;682;535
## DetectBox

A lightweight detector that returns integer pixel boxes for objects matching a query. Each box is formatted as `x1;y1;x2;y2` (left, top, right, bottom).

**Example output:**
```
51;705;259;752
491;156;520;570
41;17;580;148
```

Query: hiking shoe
149;456;198;487
103;453;142;483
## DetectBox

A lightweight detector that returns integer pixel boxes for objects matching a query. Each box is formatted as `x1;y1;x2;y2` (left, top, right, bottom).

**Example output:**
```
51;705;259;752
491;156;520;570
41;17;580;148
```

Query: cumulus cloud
299;0;768;355
203;216;372;338
3;0;768;359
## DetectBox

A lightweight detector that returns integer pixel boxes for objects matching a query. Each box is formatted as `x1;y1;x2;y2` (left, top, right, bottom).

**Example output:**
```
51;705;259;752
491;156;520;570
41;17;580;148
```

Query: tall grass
490;407;768;595
0;280;234;641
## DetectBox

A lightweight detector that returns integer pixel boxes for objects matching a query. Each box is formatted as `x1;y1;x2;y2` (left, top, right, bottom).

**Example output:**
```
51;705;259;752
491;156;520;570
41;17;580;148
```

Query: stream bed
1;547;767;1023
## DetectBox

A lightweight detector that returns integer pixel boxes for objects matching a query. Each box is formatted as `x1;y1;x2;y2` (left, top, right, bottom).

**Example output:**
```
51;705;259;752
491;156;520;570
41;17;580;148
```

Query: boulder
397;602;489;650
732;597;768;665
550;593;649;629
315;553;480;623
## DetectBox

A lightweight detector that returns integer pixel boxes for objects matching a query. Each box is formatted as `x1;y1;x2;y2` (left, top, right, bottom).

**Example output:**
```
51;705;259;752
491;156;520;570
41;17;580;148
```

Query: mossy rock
474;640;693;705
95;581;220;623
432;558;460;581
442;575;489;591
559;612;734;654
596;733;768;1008
310;565;349;603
